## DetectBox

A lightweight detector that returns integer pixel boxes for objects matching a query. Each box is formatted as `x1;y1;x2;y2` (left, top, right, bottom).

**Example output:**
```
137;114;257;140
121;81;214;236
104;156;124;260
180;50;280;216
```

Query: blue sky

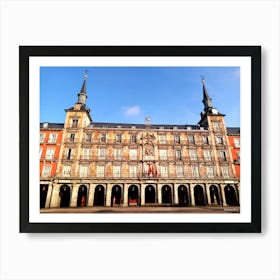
40;66;240;127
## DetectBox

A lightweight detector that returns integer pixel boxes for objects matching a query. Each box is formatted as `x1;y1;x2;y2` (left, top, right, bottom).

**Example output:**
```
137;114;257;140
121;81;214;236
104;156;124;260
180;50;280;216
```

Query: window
65;148;73;160
42;165;51;177
129;165;137;177
160;166;168;177
213;122;220;131
113;165;121;177
176;165;184;177
174;135;180;143
69;133;75;142
85;133;92;142
204;150;211;161
159;149;167;160
48;133;57;144
191;166;199;178
189;149;197;160
237;151;240;159
175;150;182;160
100;133;106;143
216;137;223;145
82;148;91;160
72;119;78;128
158;135;166;144
188;135;195;144
80;166;88;177
206;166;214;178
234;138;240;148
45;148;55;160
96;165;105;177
219;151;226;161
115;134;122;143
98;148;106;160
130;135;137;143
202;135;209;144
39;148;42;158
129;149;137;160
221;166;229;178
62;166;71;177
114;148;122;160
40;133;45;143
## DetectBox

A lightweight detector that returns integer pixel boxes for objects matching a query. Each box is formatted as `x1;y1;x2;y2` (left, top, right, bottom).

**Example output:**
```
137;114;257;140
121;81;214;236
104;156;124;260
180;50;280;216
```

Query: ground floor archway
194;185;206;206
162;185;172;204
40;185;49;208
77;185;88;207
178;185;189;206
145;185;156;204
225;185;239;206
128;185;139;206
59;185;71;207
94;185;105;206
111;185;122;206
210;185;221;205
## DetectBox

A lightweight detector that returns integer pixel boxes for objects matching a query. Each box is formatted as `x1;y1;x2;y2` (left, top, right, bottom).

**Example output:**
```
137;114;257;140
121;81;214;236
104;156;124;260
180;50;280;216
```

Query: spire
201;76;212;109
77;70;88;105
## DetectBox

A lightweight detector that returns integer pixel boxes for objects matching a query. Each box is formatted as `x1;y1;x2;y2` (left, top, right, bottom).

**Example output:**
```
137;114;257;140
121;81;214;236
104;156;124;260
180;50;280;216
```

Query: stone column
87;184;96;206
205;184;211;205
190;184;195;206
44;184;53;208
70;184;79;207
220;184;227;206
174;184;179;205
157;184;162;204
123;184;129;206
50;183;61;208
106;184;112;207
141;184;145;205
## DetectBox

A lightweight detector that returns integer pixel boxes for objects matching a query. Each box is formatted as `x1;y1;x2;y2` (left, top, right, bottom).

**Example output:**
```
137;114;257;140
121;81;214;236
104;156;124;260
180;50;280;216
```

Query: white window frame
204;150;211;161
80;166;88;177
113;165;121;177
40;133;45;143
234;138;240;148
206;166;214;178
175;150;182;160
82;148;91;160
159;149;167;160
48;133;58;144
158;135;166;144
114;148;122;160
62;165;71;177
45;148;55;160
129;165;137;177
129;149;137;160
189;149;197;160
160;166;168;177
96;165;105;177
98;148;106;160
42;165;51;177
191;166;199;178
176;165;184;177
221;166;230;178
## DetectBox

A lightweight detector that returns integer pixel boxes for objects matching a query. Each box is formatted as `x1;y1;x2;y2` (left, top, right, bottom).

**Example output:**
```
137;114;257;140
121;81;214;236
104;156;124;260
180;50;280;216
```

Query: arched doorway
178;185;189;206
94;185;105;206
145;185;156;204
128;185;138;206
40;185;48;208
111;185;122;206
162;185;172;204
225;185;238;206
194;185;206;206
59;185;71;207
210;185;221;205
77;185;87;207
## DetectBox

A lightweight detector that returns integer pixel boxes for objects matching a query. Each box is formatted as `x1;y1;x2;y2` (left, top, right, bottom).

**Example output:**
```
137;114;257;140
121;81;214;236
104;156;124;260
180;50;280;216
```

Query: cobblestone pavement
41;206;240;214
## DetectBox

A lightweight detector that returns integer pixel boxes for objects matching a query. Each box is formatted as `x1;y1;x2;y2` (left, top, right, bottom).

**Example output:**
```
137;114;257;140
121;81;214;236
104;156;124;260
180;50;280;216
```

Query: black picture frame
19;46;261;233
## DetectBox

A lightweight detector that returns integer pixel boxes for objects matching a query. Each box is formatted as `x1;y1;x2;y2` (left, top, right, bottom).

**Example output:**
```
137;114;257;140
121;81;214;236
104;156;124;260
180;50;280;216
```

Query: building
227;128;241;178
40;74;240;210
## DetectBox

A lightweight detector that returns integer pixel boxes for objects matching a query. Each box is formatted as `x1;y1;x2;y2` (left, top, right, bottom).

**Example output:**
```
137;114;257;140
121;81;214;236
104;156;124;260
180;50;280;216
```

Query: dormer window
72;119;78;128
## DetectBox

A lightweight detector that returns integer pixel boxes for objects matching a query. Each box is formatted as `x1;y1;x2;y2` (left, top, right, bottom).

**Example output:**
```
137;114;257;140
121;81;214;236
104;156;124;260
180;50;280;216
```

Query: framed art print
19;46;261;233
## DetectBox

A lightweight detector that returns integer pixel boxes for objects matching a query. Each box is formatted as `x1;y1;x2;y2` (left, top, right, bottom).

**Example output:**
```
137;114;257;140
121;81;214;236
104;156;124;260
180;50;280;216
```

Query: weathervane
84;69;88;80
